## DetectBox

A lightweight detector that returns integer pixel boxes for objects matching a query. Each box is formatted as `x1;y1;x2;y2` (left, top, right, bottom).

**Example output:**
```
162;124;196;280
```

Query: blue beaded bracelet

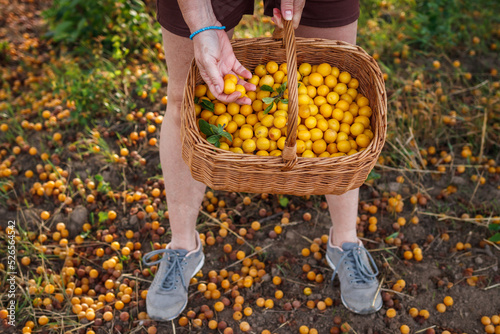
189;26;226;40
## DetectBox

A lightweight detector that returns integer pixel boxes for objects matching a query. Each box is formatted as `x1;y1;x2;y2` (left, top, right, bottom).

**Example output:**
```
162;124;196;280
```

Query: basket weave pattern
181;22;387;196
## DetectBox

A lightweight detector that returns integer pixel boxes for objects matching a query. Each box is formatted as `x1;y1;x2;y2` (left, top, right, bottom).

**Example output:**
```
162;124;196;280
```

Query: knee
166;84;186;108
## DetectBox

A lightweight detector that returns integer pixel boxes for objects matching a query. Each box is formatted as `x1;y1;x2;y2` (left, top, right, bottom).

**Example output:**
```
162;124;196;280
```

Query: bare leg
160;28;234;251
160;28;203;251
295;21;359;247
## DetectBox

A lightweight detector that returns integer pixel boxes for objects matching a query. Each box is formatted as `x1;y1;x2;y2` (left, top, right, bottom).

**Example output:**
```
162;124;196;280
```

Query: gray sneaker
142;233;204;321
326;233;382;314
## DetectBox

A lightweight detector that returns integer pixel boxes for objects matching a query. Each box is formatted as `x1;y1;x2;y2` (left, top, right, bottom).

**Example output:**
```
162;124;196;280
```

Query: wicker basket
181;21;387;196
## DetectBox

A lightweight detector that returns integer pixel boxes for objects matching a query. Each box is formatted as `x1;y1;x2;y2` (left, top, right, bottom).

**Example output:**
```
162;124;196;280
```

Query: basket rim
182;35;387;171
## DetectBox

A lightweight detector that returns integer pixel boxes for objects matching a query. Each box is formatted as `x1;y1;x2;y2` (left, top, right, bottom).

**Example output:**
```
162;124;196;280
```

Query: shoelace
331;246;379;285
142;249;189;291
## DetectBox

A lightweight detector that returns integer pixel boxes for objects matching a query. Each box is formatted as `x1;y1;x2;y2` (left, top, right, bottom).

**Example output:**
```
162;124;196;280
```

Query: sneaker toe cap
341;286;382;314
146;293;187;321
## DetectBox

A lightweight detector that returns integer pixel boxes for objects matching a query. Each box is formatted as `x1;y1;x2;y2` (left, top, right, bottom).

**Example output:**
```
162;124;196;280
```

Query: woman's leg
159;27;235;251
295;21;359;247
326;188;359;246
296;21;382;314
159;27;205;252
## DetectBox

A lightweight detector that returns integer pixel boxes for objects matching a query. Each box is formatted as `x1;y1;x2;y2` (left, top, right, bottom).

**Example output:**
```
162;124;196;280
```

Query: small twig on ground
272;320;291;332
346;322;359;334
221;244;273;271
382;255;399;278
409;127;427;170
418;211;490;227
296;233;326;253
385;139;420;172
372;276;385;308
368;246;398;252
474;260;498;273
482;239;500;252
283;277;316;287
375;164;443;174
259;211;284;223
455;251;473;259
130;325;147;334
396;137;420;171
121;274;152;283
65;321;95;333
484;283;500;291
423;234;439;252
415;325;436;333
469;170;484;205
465;231;473;245
478;107;488;164
359;237;379;244
449;80;489;95
199;210;254;249
381;288;415;299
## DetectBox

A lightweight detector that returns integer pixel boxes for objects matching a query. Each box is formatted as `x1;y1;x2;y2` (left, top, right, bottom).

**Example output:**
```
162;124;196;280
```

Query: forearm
177;0;219;33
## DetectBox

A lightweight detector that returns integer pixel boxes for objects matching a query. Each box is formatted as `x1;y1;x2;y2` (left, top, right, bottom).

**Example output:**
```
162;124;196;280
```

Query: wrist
189;19;221;35
190;24;226;40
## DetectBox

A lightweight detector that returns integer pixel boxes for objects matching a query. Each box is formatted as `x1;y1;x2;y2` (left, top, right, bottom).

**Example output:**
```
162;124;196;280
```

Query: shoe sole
326;253;382;315
147;254;205;322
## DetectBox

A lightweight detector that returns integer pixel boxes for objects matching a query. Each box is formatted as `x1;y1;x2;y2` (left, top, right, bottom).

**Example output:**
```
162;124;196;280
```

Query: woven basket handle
273;20;299;170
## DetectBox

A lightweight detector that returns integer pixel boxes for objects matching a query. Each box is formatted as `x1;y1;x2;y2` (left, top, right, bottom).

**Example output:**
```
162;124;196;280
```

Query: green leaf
209;123;220;134
260;85;274;92
489;232;500;242
280;81;287;93
216;124;226;133
279;196;289;207
207;135;221;148
281;99;288;104
98;212;108;223
200;99;214;112
199;119;214;136
366;170;381;181
220;131;233;142
264;103;274;114
488;223;500;231
385;232;399;241
94;174;103;182
262;97;275;104
194;96;200;104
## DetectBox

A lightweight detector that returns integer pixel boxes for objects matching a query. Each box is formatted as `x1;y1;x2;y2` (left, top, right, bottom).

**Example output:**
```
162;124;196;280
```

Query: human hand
192;26;256;105
272;0;306;29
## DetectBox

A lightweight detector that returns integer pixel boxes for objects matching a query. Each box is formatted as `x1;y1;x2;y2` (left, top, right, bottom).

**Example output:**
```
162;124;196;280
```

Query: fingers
292;0;306;28
214;91;252;105
194;31;254;105
292;11;301;29
199;58;225;97
232;59;252;79
241;81;256;92
272;8;283;28
274;1;305;29
280;0;294;21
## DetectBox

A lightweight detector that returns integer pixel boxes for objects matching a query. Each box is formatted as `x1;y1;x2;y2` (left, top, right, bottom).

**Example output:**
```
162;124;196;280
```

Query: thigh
264;0;359;42
295;20;357;44
157;0;253;38
160;27;195;113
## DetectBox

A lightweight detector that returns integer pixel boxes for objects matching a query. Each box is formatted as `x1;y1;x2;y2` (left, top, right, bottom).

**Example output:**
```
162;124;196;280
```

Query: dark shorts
157;0;360;38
